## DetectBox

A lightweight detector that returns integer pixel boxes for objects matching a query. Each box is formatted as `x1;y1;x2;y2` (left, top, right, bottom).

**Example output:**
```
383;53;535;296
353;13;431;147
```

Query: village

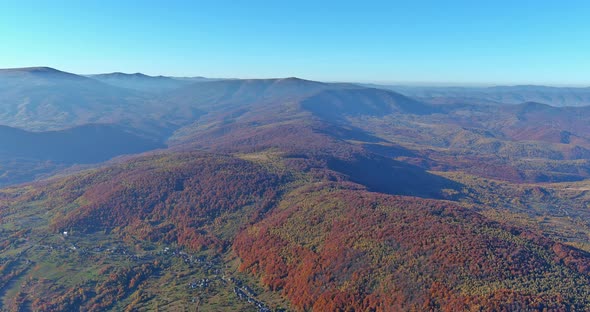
9;230;280;311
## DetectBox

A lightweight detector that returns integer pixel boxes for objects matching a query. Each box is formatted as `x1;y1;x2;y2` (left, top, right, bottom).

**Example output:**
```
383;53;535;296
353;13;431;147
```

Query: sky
1;0;589;86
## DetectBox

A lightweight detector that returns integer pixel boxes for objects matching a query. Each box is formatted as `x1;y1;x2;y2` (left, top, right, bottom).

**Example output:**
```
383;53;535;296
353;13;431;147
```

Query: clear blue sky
1;0;589;85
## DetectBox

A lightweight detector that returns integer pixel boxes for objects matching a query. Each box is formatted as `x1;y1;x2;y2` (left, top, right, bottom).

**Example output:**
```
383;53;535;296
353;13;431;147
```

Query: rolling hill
2;146;590;310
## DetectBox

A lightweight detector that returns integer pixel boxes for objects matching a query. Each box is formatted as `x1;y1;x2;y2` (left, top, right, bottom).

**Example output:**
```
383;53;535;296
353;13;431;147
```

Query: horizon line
2;65;589;89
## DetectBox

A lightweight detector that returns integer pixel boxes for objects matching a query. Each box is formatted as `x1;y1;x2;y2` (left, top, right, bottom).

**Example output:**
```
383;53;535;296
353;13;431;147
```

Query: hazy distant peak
114;72;148;77
88;71;194;92
276;77;313;82
0;66;83;78
272;77;327;86
0;66;60;73
93;72;193;80
91;72;170;79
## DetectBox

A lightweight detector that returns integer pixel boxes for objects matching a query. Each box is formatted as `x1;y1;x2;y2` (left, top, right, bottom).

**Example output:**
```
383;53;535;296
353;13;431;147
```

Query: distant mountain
165;78;436;152
5;66;590;186
0;67;151;130
368;84;590;107
0;66;85;83
300;87;437;120
89;72;194;92
163;77;358;110
163;76;590;183
171;76;223;82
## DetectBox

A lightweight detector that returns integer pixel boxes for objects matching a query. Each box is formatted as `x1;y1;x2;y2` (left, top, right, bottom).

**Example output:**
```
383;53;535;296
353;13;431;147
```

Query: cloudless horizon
2;0;590;86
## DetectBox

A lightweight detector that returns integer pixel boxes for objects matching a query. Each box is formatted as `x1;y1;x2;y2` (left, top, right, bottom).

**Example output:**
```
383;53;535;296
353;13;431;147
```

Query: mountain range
369;83;590;107
1;67;590;310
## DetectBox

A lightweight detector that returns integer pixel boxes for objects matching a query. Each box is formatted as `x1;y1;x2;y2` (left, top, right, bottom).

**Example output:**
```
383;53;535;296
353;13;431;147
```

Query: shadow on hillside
0;124;165;164
316;125;388;143
327;153;461;199
361;142;419;158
